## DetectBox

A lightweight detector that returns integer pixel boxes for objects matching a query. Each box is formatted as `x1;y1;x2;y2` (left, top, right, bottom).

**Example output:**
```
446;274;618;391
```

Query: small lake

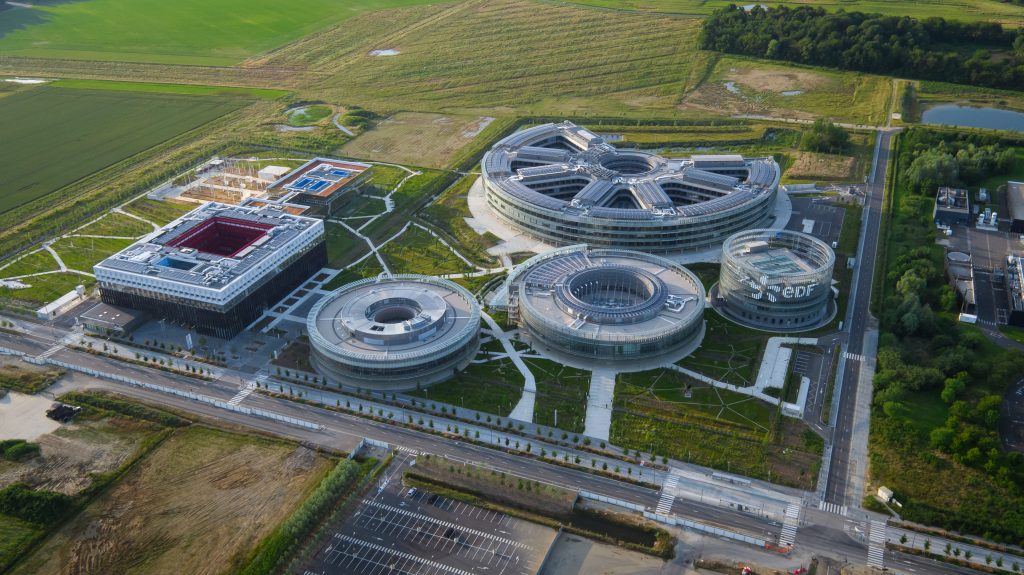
921;104;1024;132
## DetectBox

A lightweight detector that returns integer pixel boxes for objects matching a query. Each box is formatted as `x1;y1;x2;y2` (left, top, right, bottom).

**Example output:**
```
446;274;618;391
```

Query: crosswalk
655;474;678;515
779;503;800;547
843;352;866;362
395;445;419;455
868;519;887;569
36;343;64;360
228;382;256;406
818;500;848;516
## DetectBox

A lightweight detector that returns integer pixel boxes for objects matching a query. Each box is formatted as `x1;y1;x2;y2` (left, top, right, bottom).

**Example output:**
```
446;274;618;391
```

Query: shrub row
59;391;190;427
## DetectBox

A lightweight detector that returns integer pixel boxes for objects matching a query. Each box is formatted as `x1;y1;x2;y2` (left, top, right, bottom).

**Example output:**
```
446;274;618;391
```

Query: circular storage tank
507;245;705;360
481;121;780;254
718;229;835;331
307;275;480;391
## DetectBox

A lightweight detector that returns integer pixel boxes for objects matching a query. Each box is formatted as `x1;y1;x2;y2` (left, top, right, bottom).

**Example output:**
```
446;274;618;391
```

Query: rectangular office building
94;203;325;338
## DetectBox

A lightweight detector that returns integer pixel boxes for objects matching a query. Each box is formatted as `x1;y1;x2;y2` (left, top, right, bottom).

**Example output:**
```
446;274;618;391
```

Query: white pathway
867;519;887;569
480;312;536;423
583;368;616;440
656;473;679;515
779;502;801;546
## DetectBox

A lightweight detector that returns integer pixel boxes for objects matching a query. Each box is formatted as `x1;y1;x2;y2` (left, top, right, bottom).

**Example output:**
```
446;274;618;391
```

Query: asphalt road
823;129;895;508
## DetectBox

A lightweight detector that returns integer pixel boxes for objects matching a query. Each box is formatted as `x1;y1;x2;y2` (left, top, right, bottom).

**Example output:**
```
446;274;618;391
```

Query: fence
578;491;766;548
0;345;321;431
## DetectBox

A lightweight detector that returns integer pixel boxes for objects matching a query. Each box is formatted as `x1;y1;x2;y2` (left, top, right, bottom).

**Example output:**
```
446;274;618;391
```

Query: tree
801;118;850;154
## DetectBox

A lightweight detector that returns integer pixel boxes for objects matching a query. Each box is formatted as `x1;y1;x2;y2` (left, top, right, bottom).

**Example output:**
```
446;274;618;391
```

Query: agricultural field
379;225;472;276
0;87;242;214
316;0;705;116
341;113;499;169
785;151;860;182
681;56;892;125
10;425;333;575
561;0;1024;26
613;368;823;488
0;0;443;65
50;79;288;100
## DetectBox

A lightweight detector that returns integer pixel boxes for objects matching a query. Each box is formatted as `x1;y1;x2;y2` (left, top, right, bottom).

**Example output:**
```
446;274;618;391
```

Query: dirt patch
340;112;493;168
727;66;832;93
10;426;331;575
0;357;63;394
0;416;159;495
539;532;672;575
787;151;858;181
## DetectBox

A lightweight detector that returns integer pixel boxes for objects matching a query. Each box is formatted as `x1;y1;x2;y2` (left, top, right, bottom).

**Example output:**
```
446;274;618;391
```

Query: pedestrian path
868;519;887;569
583;368;616;440
656;473;678;515
228;380;258;406
779;503;800;546
818;500;848;516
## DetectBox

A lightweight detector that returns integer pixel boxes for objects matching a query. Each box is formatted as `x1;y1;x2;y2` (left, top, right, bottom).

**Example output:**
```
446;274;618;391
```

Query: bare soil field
11;426;332;575
540;532;680;575
340;112;494;168
786;151;858;181
0;416;160;495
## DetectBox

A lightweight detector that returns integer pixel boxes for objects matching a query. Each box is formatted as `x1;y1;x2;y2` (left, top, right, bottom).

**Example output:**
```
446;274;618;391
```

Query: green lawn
51;79;288;100
0;0;444;65
0;272;93;308
287;105;333;127
0;514;42;571
526;358;591;434
379;226;471;276
50;237;134;273
677;312;767;388
322;257;385;291
0;88;241;214
0;250;59;279
121;198;195;226
560;0;1024;26
409;356;525;417
74;213;154;238
421;174;501;266
324;222;369;269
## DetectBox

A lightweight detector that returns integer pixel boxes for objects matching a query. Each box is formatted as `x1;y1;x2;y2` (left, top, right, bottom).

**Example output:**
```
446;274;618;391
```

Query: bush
2;440;40;462
60;391;188;427
0;483;74;525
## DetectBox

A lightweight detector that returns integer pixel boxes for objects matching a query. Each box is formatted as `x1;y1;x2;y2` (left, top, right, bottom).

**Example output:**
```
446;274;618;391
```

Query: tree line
700;5;1024;90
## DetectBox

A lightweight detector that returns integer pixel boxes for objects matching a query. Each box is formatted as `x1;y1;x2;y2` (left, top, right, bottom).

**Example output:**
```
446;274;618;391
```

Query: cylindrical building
718;229;835;331
481;121;780;254
507;245;705;360
307;275;480;391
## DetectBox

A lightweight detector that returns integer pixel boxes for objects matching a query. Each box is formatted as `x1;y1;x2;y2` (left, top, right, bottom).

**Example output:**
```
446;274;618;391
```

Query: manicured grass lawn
0;250;59;278
409;357;525;417
526;359;591;434
380;226;471;276
322;257;384;291
51;79;288;100
677;312;767;388
50;237;134;273
0;272;93;308
74;213;154;238
0;0;442;65
324;222;369;270
0;88;241;214
335;195;386;218
121;198;195;226
421;174;500;266
287;105;333;127
561;0;1024;25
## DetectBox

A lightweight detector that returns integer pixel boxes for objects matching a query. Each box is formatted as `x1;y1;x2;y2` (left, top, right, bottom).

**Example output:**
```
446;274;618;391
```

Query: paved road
824;129;896;508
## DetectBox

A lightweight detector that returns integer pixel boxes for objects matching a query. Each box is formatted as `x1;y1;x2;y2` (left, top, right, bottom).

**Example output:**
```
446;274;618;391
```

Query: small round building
717;229;835;331
307;275;480;391
506;246;705;361
481;121;780;254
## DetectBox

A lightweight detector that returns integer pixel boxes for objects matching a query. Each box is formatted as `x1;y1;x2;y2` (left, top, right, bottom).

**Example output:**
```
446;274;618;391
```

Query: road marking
868;519;887;569
779;503;800;547
843;352;865;362
817;500;848;516
655;474;678;515
228;381;256;406
395;445;419;455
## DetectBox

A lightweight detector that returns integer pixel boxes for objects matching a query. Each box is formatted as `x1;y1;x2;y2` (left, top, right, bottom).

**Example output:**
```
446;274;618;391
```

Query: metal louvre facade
308;275;480;391
481;122;780;254
718;229;834;331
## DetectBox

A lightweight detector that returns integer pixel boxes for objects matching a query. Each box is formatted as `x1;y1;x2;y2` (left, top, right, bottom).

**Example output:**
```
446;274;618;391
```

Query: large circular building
307;275;480;391
506;246;705;361
717;230;835;331
481;122;780;254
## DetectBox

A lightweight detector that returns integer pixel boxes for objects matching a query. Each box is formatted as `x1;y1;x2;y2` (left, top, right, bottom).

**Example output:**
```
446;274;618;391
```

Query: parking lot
301;454;557;575
786;197;845;247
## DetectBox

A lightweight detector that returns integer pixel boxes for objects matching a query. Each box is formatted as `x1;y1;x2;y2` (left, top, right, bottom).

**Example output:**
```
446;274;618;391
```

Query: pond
921;104;1024;132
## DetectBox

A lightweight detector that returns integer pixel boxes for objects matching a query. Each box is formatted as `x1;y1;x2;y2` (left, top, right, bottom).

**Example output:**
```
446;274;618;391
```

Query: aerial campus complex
481;122;781;253
94;202;326;338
